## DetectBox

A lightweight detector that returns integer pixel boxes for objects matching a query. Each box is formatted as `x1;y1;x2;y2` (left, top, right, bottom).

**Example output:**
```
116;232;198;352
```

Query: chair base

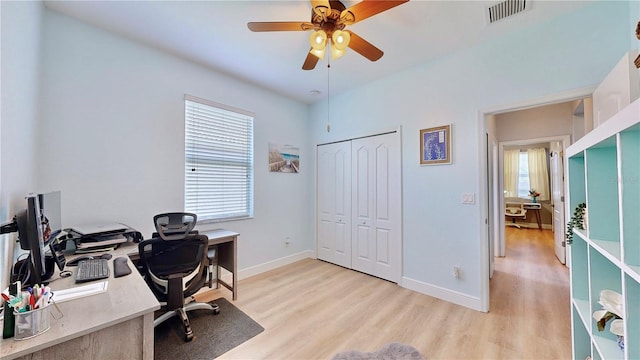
506;223;522;229
154;301;220;341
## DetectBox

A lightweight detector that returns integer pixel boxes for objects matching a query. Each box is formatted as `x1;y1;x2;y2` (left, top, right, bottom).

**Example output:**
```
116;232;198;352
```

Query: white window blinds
184;95;254;222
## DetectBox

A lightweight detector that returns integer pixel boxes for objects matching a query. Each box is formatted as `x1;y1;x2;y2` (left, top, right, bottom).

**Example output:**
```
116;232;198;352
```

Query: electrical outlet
453;266;461;279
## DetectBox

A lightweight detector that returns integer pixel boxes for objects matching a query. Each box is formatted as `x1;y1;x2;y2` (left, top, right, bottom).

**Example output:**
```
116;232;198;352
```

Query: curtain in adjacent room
503;149;520;197
527;148;550;200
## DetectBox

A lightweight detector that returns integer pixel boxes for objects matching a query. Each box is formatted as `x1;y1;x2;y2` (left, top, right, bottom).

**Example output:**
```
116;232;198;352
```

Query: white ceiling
43;0;593;104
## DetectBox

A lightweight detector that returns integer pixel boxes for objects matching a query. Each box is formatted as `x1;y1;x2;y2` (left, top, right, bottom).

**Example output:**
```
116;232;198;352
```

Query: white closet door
351;133;401;282
317;141;352;268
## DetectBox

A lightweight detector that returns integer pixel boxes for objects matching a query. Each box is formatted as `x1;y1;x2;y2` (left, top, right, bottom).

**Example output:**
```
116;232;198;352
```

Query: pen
34;296;45;309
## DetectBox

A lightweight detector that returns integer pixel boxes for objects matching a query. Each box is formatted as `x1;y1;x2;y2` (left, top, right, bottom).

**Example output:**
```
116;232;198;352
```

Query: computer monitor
15;191;61;286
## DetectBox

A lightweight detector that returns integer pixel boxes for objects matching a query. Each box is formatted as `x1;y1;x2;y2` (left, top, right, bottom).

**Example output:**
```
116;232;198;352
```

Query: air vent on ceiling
487;0;528;24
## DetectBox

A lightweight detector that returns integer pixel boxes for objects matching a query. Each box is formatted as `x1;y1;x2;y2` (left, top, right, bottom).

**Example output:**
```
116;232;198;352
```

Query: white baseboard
237;250;315;280
401;276;482;311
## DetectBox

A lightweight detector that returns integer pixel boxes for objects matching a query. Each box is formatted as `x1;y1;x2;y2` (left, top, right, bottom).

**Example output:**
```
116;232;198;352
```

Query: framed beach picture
420;124;451;165
269;143;300;173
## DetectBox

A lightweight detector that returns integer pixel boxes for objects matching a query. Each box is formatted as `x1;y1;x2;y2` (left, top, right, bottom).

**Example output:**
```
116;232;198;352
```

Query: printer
64;223;142;253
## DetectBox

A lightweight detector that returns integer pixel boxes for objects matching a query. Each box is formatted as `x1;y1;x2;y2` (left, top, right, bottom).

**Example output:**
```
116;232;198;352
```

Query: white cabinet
567;98;640;360
592;50;639;128
316;132;402;283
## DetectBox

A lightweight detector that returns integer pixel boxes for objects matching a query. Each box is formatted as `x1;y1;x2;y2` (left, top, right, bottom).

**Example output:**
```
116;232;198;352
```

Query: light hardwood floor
197;228;571;359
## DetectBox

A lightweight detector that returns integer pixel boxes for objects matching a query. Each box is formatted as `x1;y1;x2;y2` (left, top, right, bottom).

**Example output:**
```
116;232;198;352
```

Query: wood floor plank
196;228;570;359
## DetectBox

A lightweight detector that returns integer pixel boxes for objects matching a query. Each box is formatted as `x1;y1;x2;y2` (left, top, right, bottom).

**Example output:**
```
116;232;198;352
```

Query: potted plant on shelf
566;203;586;245
593;289;625;351
528;189;540;203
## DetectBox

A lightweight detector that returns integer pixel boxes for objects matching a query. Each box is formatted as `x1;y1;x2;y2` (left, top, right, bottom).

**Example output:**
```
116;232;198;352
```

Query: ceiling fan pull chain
326;61;331;132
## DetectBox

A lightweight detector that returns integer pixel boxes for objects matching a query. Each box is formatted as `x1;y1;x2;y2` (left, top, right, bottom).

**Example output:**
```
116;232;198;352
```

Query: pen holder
13;306;51;340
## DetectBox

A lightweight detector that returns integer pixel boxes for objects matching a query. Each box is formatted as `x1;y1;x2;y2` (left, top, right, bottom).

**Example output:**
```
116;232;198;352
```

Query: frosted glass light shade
310;30;328;50
332;30;350;50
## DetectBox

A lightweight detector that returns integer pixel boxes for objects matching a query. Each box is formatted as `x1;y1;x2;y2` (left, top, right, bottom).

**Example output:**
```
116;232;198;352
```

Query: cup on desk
13;305;51;340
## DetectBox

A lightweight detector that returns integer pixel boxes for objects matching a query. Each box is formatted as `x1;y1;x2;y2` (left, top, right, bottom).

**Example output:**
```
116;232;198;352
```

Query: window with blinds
184;95;254;222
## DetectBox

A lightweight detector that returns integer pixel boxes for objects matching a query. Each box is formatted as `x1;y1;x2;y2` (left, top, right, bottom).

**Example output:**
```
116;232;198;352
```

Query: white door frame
477;86;594;312
497;135;571;256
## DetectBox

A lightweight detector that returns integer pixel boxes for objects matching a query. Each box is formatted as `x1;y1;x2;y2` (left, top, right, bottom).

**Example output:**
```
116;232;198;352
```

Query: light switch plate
462;193;475;204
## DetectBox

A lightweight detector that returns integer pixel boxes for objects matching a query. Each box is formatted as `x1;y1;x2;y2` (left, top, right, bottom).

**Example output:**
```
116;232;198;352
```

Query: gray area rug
154;297;264;360
332;342;424;360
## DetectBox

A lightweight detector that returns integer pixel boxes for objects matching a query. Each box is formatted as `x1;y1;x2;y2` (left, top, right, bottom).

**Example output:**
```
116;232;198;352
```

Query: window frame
184;95;255;223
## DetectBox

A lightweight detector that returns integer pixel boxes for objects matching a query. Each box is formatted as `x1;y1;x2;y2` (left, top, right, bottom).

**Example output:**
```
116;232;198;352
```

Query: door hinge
562;241;566;247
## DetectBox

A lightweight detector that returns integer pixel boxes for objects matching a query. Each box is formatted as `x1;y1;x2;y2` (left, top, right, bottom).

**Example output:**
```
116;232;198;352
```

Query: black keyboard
75;258;110;283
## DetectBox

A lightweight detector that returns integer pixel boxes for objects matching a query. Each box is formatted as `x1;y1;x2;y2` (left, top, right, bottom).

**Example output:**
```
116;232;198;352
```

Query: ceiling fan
247;0;409;70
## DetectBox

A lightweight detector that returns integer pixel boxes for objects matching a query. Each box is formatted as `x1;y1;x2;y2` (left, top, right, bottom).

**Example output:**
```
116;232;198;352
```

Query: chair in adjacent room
138;212;220;342
505;202;527;229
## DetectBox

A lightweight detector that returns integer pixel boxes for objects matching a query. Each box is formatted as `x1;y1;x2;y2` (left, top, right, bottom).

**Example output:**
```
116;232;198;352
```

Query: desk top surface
0;243;160;359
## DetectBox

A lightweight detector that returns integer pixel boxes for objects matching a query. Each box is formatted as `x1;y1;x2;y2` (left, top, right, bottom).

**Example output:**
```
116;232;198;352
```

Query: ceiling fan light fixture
310;47;326;60
310;30;328;50
332;30;350;51
331;44;347;60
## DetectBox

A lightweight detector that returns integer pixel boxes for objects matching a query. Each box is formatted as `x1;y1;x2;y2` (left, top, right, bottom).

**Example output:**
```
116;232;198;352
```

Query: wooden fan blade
346;31;383;61
302;50;320;70
247;22;310;32
343;0;408;24
311;0;331;16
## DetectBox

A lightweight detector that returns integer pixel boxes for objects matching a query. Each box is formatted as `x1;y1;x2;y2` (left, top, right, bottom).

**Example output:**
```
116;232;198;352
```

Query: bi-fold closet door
316;132;401;283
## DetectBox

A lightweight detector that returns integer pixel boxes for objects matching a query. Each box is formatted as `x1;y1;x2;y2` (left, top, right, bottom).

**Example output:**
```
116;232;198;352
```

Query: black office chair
138;212;220;342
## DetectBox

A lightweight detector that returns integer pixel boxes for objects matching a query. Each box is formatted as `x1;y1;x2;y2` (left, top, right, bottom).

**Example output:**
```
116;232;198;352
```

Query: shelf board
574;228;588;241
592;333;625;360
590;239;622;266
624;264;640;284
573;298;592;331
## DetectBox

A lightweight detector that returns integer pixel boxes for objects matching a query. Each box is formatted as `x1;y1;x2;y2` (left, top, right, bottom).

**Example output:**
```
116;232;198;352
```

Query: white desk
1;243;159;360
523;202;542;230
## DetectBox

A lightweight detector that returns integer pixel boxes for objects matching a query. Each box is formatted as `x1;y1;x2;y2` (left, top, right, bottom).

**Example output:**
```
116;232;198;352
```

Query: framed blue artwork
420;124;451;165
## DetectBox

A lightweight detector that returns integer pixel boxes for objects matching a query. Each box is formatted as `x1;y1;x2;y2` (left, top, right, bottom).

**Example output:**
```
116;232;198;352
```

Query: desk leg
535;210;542;230
216;236;238;300
231;236;237;300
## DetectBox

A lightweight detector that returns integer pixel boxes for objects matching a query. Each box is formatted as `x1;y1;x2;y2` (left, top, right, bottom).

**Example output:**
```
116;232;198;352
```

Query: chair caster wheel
186;333;194;342
213;308;221;315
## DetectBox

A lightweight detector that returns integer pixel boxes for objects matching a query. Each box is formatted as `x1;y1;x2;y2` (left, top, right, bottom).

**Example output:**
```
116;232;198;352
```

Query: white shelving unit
567;98;640;360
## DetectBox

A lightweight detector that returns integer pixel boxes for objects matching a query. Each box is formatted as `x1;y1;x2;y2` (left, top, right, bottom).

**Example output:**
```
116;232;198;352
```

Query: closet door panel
317;150;334;260
372;139;399;281
316;142;351;268
376;228;390;265
352;142;375;274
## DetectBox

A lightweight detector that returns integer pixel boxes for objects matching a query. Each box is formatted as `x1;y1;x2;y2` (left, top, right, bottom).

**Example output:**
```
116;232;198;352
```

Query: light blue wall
36;10;314;271
631;1;639;51
0;1;43;290
309;1;633;308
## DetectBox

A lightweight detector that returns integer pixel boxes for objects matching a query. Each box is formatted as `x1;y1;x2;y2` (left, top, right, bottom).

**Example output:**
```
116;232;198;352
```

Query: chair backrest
153;212;198;240
505;202;526;216
138;213;208;298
